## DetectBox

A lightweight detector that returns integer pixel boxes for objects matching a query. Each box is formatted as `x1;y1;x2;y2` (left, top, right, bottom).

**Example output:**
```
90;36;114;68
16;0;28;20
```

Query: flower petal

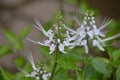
93;40;105;51
49;44;56;54
59;43;66;53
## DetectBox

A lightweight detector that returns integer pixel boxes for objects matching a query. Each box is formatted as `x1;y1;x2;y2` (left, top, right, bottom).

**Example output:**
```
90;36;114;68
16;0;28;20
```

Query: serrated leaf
91;57;110;78
3;30;16;42
60;48;84;62
0;67;13;80
0;45;12;57
116;65;120;80
19;27;32;39
59;59;81;71
112;49;120;61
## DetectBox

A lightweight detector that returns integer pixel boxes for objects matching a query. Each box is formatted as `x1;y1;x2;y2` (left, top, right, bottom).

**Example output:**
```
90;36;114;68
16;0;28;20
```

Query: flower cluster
18;52;51;80
27;16;71;54
27;11;120;54
64;11;120;53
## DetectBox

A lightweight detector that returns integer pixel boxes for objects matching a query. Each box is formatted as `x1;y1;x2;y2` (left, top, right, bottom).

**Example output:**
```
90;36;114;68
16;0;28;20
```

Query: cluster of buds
18;52;51;80
27;11;120;54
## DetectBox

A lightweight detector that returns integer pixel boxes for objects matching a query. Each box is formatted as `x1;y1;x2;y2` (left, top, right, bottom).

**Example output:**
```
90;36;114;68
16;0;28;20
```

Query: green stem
50;44;59;80
82;54;87;80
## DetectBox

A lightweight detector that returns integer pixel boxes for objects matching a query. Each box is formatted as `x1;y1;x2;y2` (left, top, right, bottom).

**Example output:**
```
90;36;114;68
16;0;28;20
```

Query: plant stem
82;53;87;80
50;44;59;80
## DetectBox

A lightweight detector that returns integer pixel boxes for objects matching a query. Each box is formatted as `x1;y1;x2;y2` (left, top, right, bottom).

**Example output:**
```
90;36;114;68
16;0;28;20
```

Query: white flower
64;11;120;53
42;73;51;80
57;39;66;53
18;52;39;78
81;40;88;53
18;51;51;80
93;39;105;51
63;31;71;46
27;19;71;54
49;44;56;54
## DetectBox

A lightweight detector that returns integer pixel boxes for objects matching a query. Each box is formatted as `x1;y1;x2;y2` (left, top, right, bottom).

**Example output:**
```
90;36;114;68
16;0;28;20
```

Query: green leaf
80;0;91;11
65;0;78;4
59;59;81;71
76;71;82;80
116;65;120;80
54;69;74;80
106;46;116;58
0;67;13;80
3;30;16;42
14;41;24;51
60;48;84;62
112;49;120;61
44;21;53;31
19;26;32;39
91;57;110;78
85;64;94;80
38;45;51;57
0;45;12;57
15;57;25;68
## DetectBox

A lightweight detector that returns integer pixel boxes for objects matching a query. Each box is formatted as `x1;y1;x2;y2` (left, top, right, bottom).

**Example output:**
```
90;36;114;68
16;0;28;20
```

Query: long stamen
73;16;81;26
33;24;42;31
26;38;38;44
63;24;76;34
25;51;37;70
26;38;45;46
99;19;112;30
102;33;120;42
34;18;43;30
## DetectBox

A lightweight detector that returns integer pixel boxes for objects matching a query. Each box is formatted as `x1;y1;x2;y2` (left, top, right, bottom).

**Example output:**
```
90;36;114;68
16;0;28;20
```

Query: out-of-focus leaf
0;45;12;57
80;0;90;11
3;30;16;42
112;49;120;61
108;20;120;35
85;64;94;80
76;71;82;80
116;65;120;80
54;69;74;80
44;21;53;31
38;45;52;58
91;57;110;78
0;67;13;80
15;57;25;68
65;0;78;4
14;41;23;51
19;27;32;39
106;46;116;58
